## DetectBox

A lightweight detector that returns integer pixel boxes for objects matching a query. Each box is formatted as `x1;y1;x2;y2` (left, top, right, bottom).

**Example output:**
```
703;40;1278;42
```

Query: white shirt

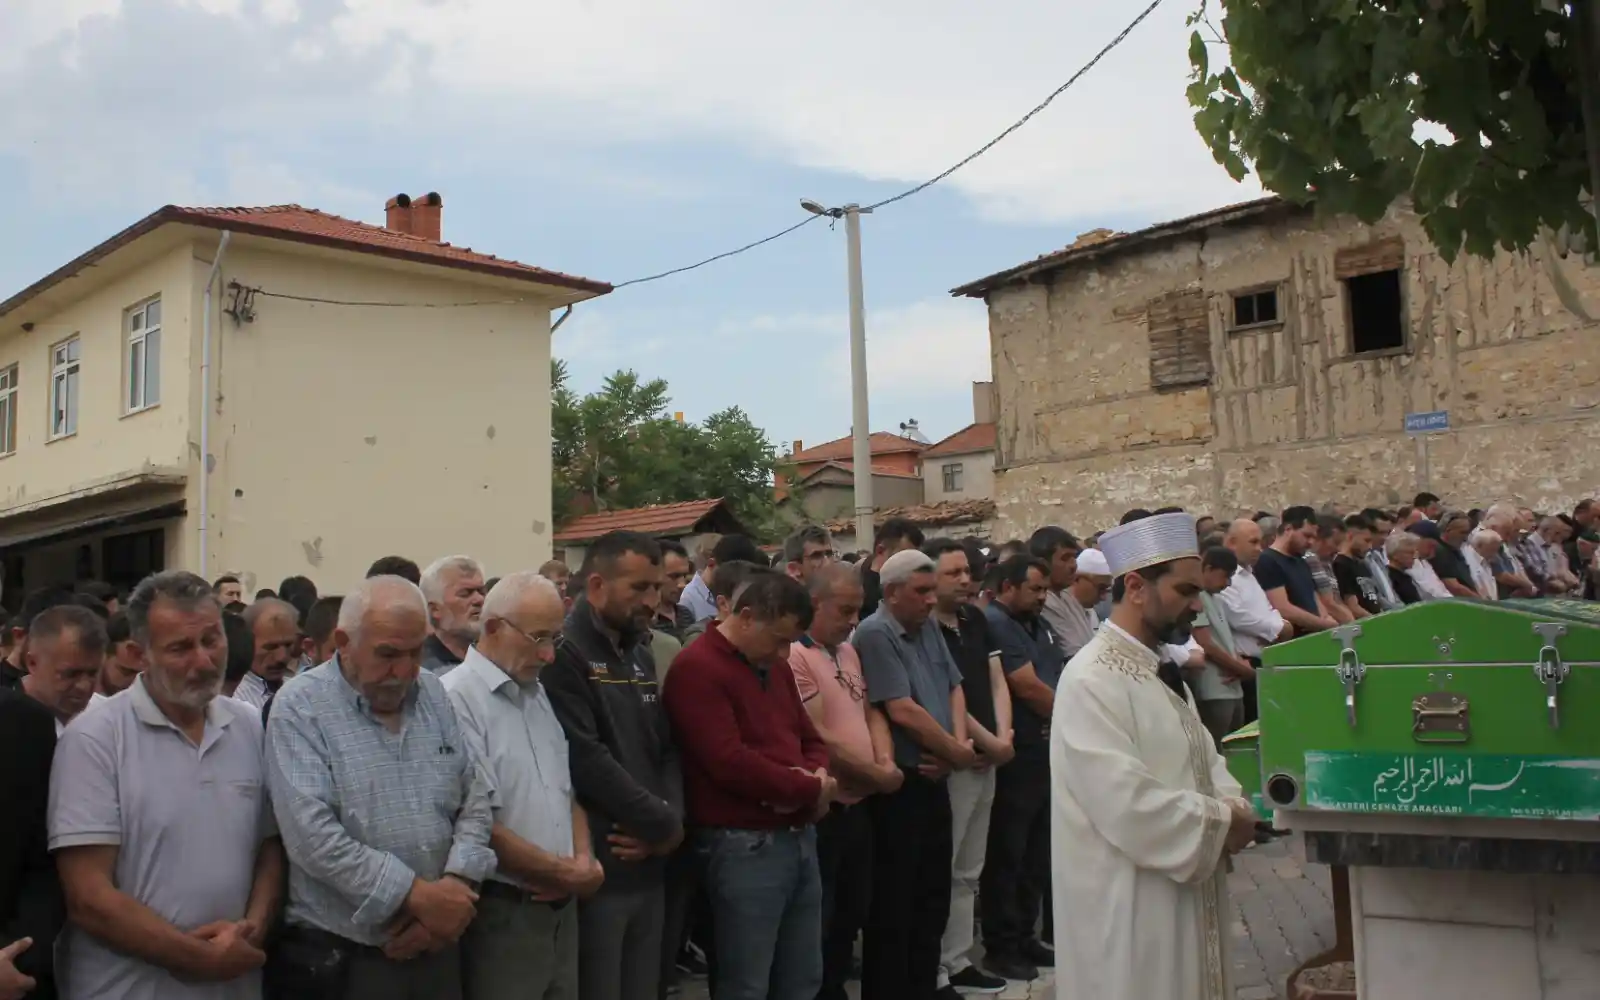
1464;545;1499;600
1042;590;1099;658
231;671;273;710
441;646;575;885
1217;566;1285;658
1407;559;1454;601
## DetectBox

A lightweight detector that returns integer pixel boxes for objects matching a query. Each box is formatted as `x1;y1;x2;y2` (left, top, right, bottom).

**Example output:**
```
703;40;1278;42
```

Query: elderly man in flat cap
1048;512;1259;1000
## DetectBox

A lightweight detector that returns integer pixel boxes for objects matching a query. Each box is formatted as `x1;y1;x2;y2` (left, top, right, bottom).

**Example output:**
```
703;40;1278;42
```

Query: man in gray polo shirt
49;571;284;1000
443;572;603;1000
853;550;976;1000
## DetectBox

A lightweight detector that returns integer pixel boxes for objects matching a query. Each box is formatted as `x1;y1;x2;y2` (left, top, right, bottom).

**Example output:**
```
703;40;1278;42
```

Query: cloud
2;0;1259;224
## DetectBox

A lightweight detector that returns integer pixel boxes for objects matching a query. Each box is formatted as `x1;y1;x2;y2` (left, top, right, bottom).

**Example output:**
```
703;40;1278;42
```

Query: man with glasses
443;572;603;1000
782;525;837;587
787;563;901;1000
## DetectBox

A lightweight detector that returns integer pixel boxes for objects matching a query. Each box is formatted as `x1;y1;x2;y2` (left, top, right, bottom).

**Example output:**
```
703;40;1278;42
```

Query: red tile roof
787;432;927;463
791;461;924;486
553;498;726;543
922;422;997;459
825;499;997;535
0;202;610;321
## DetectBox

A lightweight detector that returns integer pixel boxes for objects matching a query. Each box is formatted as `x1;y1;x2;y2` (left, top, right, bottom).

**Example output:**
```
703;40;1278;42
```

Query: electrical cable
231;0;1167;305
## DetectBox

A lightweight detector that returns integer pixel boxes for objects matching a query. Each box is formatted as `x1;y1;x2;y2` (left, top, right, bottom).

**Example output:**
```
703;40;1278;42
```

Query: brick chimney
792;439;804;455
383;192;443;242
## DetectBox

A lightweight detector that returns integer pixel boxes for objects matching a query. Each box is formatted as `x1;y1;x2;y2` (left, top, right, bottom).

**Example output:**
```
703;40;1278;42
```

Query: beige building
0;194;608;600
921;381;998;504
953;198;1600;536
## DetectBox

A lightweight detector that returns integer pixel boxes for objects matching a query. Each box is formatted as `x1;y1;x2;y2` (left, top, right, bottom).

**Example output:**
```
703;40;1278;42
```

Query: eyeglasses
491;618;563;650
834;665;866;703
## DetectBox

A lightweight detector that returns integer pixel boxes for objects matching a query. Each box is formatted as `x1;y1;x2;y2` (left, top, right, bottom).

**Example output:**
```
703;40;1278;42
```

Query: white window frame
0;364;16;457
50;337;81;440
941;461;965;493
126;296;161;413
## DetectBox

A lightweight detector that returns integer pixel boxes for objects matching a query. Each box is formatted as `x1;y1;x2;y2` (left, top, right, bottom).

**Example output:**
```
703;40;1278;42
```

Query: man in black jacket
545;531;684;1000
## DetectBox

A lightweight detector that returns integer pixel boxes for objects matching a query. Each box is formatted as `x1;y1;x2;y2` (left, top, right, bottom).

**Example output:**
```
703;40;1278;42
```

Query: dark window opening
1232;289;1279;328
102;528;165;593
1346;269;1405;353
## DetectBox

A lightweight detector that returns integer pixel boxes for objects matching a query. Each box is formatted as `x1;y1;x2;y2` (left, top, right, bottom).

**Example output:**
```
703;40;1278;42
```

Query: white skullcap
879;548;936;588
1075;548;1111;576
1098;512;1200;577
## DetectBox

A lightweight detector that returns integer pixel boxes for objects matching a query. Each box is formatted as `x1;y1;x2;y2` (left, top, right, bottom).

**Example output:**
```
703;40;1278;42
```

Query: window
942;462;965;493
103;528;165;592
1231;288;1279;329
49;337;80;439
1146;289;1212;389
127;297;161;412
0;365;15;457
1345;270;1405;354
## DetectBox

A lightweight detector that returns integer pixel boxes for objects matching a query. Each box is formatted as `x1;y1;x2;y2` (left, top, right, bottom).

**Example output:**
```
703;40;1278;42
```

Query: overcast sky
1;0;1260;449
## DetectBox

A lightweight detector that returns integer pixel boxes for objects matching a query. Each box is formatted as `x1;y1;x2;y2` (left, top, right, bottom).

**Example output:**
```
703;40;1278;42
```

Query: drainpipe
199;231;232;575
550;304;573;334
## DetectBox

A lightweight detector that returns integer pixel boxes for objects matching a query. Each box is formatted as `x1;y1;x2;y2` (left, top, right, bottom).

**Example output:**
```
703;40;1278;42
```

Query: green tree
1185;0;1592;262
550;361;785;539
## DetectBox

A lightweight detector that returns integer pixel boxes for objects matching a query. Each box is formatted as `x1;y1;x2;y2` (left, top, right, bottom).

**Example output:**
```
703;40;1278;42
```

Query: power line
611;0;1167;288
862;0;1166;212
224;1;1167;307
248;287;529;308
611;215;827;290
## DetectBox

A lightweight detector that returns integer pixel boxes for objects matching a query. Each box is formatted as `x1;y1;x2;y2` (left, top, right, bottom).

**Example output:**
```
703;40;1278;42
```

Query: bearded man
1049;512;1258;1000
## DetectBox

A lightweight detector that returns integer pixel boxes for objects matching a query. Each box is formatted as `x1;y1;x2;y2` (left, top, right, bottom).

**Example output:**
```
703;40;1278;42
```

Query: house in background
552;497;748;567
774;431;928;523
826;498;997;555
922;382;998;504
0;192;608;599
953;197;1600;536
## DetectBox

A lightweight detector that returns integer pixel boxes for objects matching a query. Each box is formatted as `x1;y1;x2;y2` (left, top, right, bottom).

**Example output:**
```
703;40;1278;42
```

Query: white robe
1050;621;1243;1000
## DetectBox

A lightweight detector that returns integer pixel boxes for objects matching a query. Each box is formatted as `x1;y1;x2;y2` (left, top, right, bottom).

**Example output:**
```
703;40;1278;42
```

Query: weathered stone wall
987;204;1600;537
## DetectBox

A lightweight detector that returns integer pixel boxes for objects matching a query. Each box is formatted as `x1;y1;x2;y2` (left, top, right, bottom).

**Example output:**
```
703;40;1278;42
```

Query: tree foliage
550;359;785;539
1186;0;1592;262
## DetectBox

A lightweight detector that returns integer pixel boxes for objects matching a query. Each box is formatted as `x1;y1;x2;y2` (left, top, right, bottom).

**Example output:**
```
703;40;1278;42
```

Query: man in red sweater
662;570;837;1000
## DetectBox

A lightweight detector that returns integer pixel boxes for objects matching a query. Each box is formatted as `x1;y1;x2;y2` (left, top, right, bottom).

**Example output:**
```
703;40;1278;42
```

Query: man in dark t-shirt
1429;511;1480;598
1332;514;1383;616
1254;507;1333;636
924;540;1012;995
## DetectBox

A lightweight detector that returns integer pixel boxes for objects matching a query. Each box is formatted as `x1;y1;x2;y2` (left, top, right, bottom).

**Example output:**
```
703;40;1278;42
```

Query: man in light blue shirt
443;572;603;1000
266;576;495;1000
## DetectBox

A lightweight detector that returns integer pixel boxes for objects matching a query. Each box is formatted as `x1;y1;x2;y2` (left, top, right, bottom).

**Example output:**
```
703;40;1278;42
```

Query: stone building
952;198;1600;536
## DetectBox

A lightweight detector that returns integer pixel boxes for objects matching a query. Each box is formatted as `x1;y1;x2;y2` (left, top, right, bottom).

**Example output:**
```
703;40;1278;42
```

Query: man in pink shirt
789;563;902;1000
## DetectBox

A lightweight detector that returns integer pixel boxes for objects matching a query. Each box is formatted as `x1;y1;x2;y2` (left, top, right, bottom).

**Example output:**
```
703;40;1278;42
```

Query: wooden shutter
1146;289;1212;389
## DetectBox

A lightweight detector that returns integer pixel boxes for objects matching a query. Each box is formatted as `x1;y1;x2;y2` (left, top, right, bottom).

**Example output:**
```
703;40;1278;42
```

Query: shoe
949;965;1009;994
675;942;709;977
982;952;1038;982
1019;938;1055;968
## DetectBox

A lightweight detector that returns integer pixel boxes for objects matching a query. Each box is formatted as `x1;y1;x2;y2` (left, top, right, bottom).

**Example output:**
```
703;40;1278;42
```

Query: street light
802;198;875;554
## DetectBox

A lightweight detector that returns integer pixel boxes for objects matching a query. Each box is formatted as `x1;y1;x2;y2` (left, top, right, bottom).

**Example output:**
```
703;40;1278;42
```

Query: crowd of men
0;488;1593;1000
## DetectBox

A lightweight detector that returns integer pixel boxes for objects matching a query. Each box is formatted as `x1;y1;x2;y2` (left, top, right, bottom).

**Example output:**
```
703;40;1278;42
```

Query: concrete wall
985;203;1600;537
0;244;196;513
203;241;562;593
923;449;997;503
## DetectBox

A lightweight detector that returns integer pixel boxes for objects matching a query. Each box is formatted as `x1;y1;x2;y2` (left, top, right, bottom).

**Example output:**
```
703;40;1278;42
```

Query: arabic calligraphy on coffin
1301;752;1600;819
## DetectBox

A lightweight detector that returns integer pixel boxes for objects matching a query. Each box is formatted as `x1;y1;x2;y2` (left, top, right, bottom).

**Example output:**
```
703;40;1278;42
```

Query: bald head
1224;518;1264;568
479;571;567;682
335;575;429;715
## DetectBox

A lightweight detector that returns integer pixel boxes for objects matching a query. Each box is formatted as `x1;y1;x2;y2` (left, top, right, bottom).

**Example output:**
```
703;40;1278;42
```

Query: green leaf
1189;30;1208;78
1220;67;1243;97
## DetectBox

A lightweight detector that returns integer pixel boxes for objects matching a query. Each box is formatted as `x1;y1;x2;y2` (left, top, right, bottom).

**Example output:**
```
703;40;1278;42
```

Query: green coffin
1255;599;1600;821
1221;721;1264;814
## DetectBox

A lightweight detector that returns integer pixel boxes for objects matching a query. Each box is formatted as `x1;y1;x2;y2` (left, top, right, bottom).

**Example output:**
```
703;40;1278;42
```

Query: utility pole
802;199;876;553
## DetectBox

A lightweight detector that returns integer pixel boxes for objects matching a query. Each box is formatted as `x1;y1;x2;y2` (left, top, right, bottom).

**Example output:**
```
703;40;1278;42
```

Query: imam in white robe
1050;621;1244;1000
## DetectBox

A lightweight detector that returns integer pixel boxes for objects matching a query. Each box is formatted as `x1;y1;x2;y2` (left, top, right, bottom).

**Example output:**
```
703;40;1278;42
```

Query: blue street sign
1404;410;1450;435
